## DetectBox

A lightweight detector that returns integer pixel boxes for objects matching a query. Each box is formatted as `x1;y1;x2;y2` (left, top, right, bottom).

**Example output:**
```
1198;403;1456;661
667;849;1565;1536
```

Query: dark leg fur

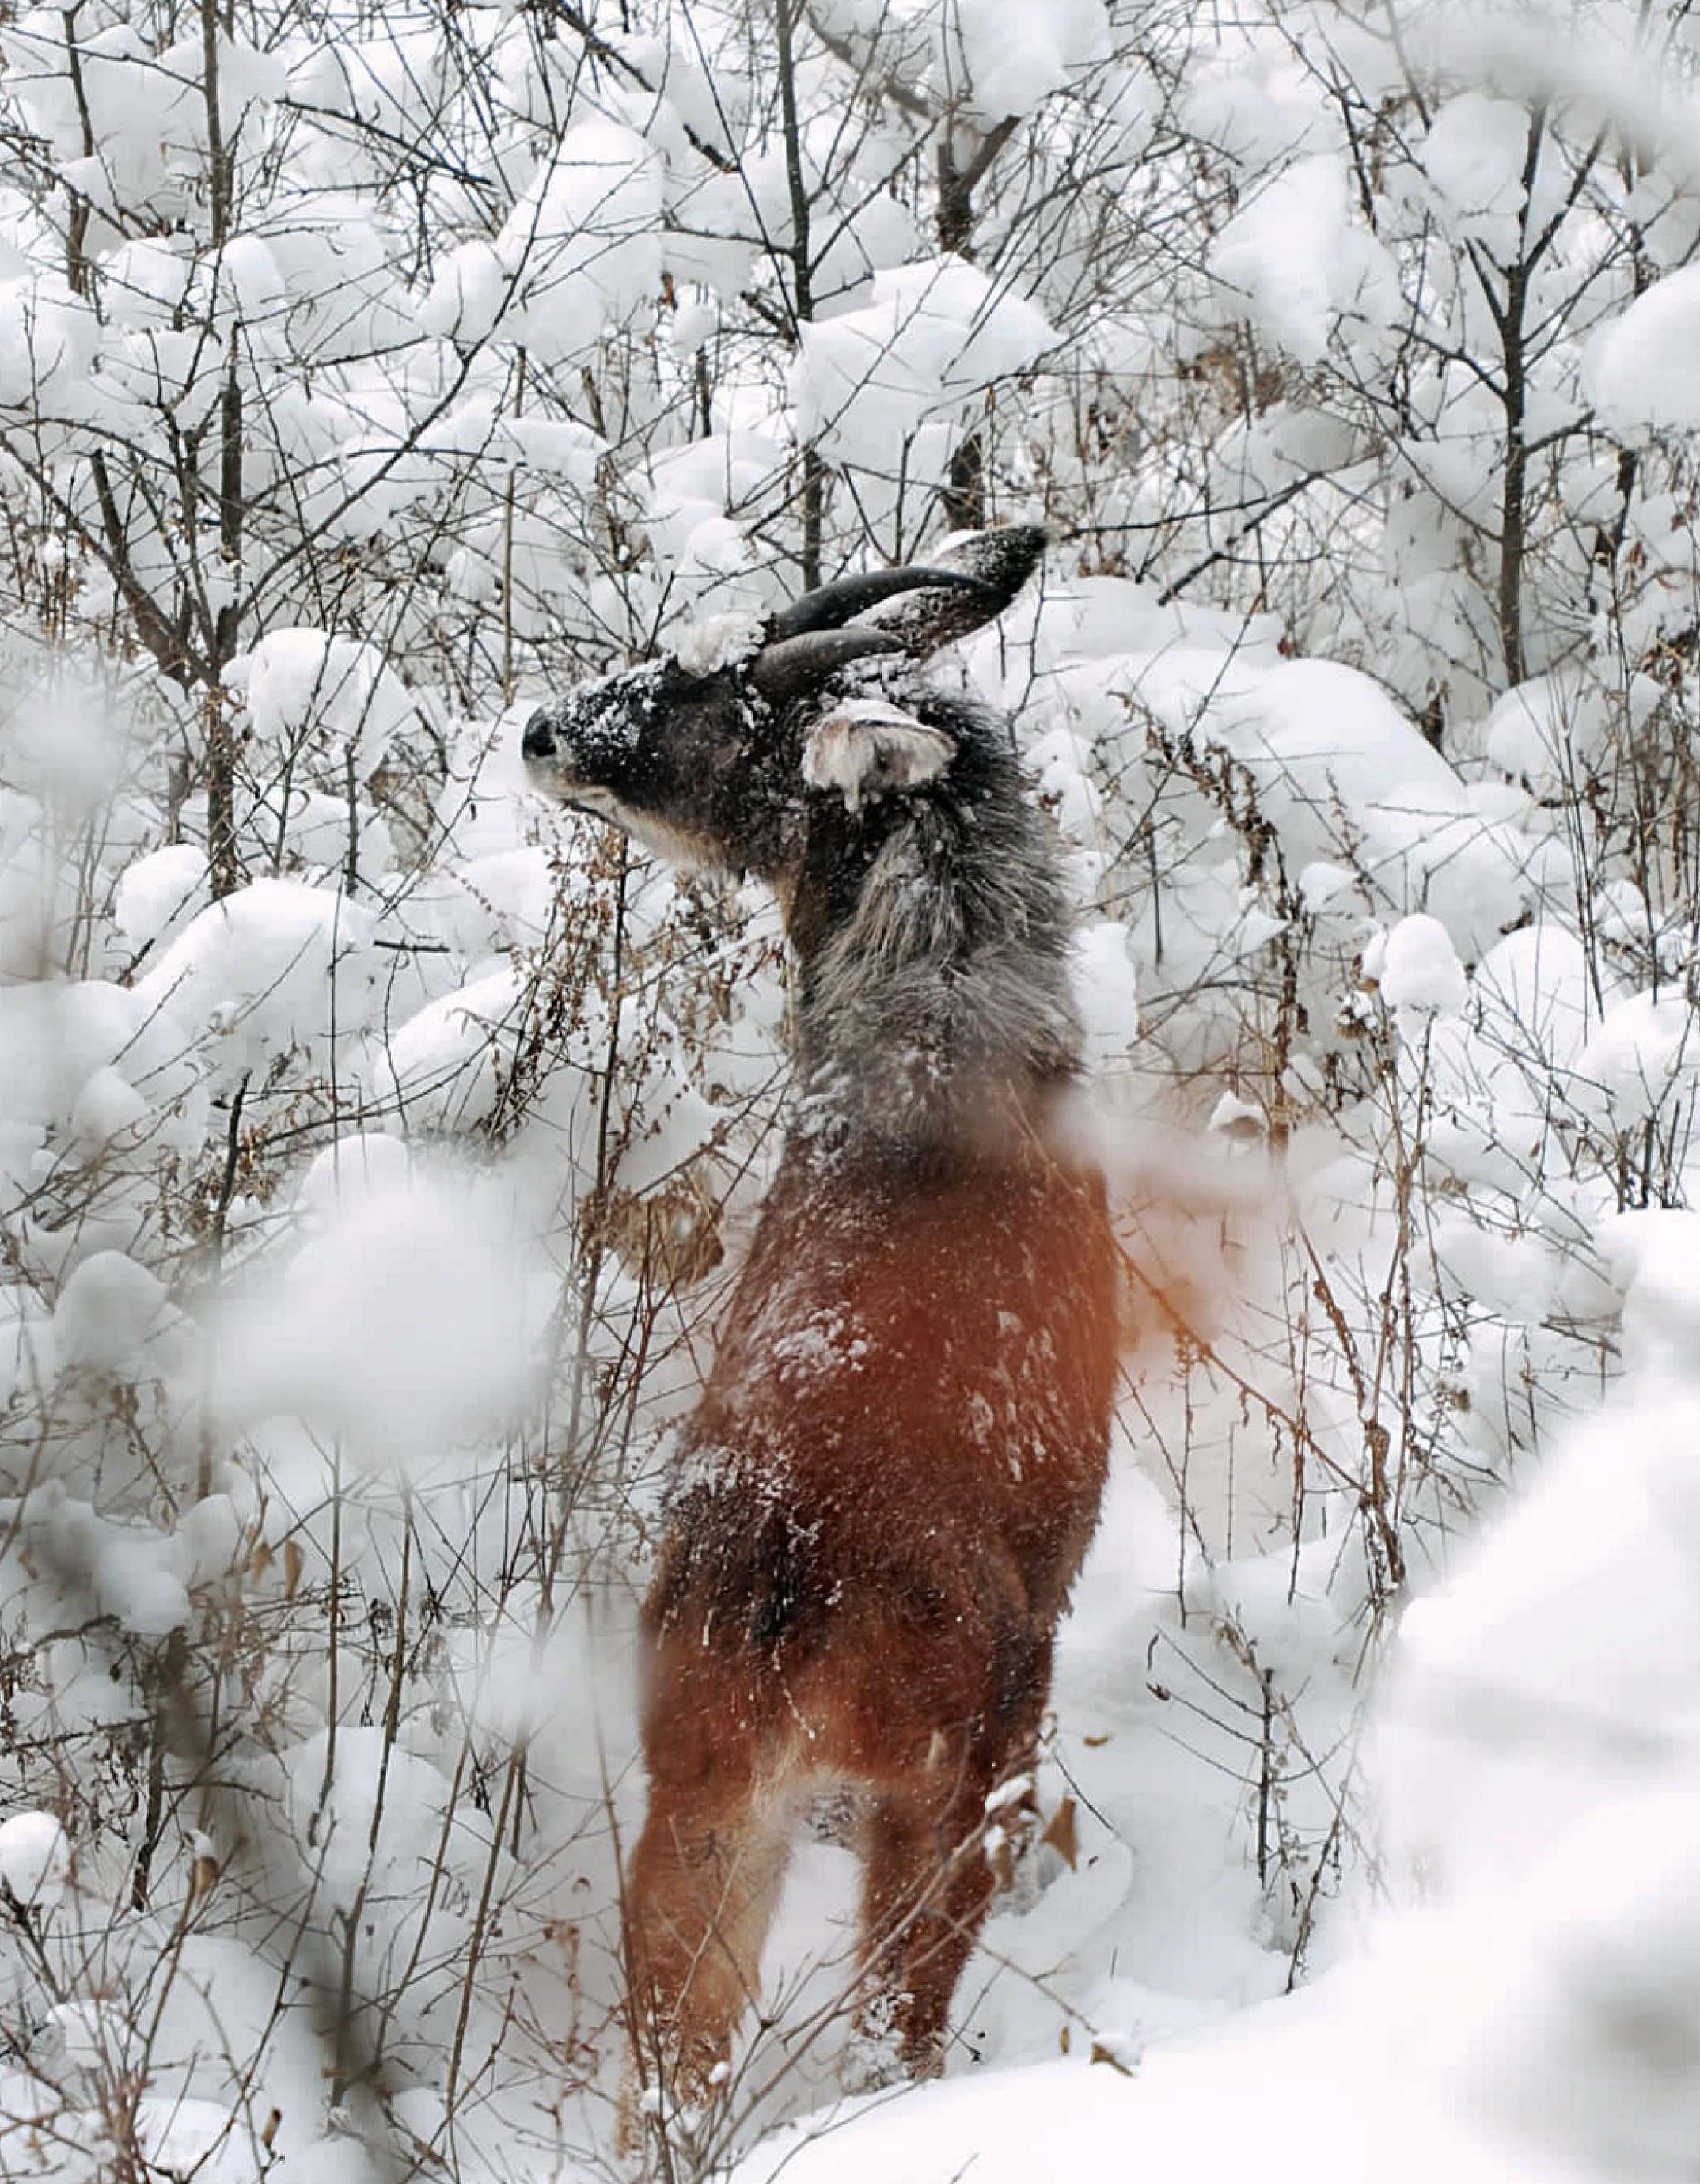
857;1773;1000;2076
854;1624;1056;2076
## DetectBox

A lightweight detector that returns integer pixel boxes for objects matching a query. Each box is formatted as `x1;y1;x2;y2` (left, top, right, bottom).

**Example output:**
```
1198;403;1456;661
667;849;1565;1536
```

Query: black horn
768;565;996;640
856;525;1051;661
749;627;904;705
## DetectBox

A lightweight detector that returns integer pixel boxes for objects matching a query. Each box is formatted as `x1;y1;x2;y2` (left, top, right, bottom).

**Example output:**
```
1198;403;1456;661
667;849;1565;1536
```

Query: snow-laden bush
2;0;1700;2174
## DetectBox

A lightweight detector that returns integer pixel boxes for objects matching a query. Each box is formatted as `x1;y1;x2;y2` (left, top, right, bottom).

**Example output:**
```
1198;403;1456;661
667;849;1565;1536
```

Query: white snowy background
2;0;1700;2175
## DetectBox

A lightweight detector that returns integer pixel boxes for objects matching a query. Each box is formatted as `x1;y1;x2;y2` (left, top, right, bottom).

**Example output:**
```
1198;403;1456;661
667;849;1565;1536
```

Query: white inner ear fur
801;700;955;814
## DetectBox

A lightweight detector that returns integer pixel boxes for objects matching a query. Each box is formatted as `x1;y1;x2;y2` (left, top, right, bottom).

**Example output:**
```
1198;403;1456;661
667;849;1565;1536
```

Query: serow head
521;528;1045;880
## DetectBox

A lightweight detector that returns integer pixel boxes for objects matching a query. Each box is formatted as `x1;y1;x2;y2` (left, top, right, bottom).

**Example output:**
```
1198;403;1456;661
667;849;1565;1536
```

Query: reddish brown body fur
624;1117;1120;2133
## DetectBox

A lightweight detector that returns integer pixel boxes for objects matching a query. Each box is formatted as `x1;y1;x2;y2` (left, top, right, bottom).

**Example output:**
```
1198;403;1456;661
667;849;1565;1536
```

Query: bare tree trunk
935;119;1017;533
62;4;94;297
203;0;245;897
1492;109;1549;689
775;0;823;586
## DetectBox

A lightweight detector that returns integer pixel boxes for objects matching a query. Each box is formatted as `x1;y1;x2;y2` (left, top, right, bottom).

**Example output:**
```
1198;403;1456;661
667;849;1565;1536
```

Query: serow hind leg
853;1773;999;2084
619;1773;790;2165
852;1624;1057;2082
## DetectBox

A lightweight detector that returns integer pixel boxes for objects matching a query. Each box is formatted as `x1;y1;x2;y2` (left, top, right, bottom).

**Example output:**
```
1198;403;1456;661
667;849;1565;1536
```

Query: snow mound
1373;914;1467;1014
1420;94;1531;250
1209;154;1395;362
135;878;378;1078
52;1252;178;1379
793;256;1056;486
211;1161;545;1463
497;119;663;364
231;628;420;783
0;1811;70;1909
1588;266;1700;436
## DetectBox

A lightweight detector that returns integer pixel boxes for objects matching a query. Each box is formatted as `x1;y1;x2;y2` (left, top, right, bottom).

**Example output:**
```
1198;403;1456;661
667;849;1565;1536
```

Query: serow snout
521;709;556;763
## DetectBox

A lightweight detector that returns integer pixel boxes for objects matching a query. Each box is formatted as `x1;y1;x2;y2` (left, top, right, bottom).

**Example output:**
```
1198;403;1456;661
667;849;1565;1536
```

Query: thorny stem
197;0;247;892
502;353;526;703
538;842;631;1626
313;1439;345;1838
199;1070;250;1499
1255;1665;1274;1886
328;1515;412;2106
130;1626;189;1909
1300;1235;1407;1600
442;1742;524;2118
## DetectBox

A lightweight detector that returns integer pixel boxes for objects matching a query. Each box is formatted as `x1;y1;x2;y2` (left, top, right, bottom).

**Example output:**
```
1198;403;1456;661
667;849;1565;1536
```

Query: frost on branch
1208;155;1398;364
792;256;1057;504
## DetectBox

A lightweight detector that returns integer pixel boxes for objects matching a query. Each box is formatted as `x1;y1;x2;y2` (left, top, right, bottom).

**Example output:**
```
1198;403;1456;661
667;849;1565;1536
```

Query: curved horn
856;525;1051;660
769;566;996;640
749;628;904;705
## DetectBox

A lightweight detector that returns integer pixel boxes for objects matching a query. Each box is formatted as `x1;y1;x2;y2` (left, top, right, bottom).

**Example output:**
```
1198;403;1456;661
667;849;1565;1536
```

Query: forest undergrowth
3;0;1700;2176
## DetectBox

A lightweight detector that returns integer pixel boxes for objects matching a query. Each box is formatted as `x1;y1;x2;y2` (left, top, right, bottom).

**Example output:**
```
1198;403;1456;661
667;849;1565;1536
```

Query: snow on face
524;652;785;877
537;658;667;770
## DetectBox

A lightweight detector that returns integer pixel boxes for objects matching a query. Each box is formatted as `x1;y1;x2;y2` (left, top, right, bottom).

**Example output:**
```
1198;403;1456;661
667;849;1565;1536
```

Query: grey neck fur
792;761;1083;1154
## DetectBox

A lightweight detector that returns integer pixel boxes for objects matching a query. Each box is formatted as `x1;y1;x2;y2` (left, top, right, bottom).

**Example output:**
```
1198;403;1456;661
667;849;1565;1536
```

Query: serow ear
801;700;954;814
